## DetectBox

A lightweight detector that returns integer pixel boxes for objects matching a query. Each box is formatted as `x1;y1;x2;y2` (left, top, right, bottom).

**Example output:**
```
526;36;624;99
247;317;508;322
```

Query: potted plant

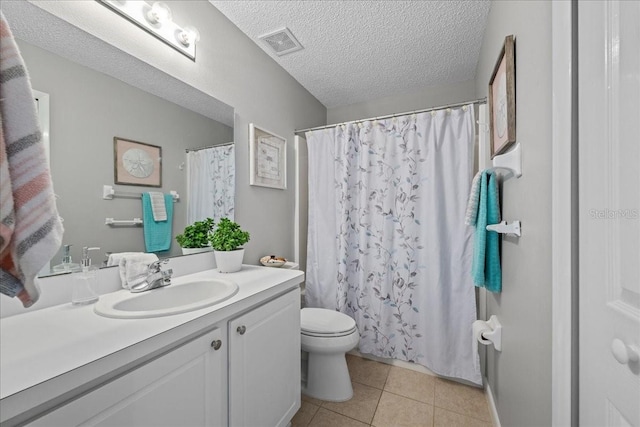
175;218;215;255
209;217;250;273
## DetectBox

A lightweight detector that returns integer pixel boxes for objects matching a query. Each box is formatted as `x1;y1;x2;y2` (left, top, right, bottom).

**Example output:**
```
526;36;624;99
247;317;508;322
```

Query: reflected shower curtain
306;106;481;384
186;144;235;224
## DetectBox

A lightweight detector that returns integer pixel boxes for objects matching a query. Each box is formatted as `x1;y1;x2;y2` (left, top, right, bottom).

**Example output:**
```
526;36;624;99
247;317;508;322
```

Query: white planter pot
181;246;212;255
214;249;245;273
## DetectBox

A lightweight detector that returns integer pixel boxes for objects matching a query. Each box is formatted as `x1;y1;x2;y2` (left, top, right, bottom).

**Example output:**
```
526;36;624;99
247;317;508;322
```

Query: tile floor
292;354;492;427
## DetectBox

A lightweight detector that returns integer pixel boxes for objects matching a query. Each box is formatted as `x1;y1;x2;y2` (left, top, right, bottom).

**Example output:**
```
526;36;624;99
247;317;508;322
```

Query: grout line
379;388;434;406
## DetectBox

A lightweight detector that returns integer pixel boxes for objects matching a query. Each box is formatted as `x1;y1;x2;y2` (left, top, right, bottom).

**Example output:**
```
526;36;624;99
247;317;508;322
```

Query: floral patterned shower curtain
305;106;481;384
186;144;235;225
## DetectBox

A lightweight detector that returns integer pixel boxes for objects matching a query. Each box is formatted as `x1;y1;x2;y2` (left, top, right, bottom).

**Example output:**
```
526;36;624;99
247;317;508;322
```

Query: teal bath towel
142;193;173;253
469;170;502;293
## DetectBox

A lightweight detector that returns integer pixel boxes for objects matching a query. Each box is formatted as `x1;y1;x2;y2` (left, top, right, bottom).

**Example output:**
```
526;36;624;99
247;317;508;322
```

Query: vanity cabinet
228;288;301;427
28;327;228;427
21;288;300;427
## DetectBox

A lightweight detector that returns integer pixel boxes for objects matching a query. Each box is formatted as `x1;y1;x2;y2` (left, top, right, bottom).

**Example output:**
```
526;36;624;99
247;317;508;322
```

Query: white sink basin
94;279;239;319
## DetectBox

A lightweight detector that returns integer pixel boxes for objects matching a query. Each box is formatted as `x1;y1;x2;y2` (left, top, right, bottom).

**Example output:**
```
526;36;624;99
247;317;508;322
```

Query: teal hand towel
470;170;502;293
142;193;173;253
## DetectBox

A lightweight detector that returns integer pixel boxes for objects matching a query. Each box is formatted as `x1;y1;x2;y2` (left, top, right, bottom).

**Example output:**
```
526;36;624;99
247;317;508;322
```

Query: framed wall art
249;123;287;190
114;137;162;187
489;34;516;158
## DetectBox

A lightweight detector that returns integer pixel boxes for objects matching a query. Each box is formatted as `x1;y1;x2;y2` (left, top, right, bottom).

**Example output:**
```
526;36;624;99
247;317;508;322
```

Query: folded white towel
107;252;141;267
149;192;167;221
110;252;158;289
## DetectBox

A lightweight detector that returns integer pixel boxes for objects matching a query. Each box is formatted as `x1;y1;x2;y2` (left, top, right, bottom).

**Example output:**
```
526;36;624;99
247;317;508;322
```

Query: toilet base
302;352;353;402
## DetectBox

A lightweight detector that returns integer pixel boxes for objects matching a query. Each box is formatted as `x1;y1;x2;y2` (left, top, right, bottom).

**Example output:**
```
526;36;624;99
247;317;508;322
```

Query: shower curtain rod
185;141;234;152
295;97;487;135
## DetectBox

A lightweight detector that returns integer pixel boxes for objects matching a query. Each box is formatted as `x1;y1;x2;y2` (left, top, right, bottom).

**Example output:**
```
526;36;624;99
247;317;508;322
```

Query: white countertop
0;265;303;423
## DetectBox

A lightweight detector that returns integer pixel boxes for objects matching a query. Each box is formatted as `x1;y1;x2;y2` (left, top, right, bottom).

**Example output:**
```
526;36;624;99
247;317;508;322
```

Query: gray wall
14;0;327;267
327;80;476;124
474;2;553;426
17;40;233;265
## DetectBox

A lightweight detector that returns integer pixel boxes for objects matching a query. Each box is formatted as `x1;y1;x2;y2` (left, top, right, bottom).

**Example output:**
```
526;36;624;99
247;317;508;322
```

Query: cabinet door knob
237;325;247;335
210;340;222;350
611;338;639;365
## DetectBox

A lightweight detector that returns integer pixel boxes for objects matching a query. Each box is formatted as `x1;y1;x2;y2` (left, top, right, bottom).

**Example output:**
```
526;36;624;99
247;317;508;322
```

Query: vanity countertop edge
0;265;304;424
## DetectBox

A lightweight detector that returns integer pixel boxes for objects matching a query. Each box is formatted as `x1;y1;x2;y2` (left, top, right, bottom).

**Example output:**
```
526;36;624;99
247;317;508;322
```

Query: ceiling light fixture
97;1;199;60
178;25;200;47
145;2;172;25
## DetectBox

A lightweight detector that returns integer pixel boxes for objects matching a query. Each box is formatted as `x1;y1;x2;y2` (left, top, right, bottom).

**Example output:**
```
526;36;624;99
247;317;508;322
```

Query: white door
579;1;640;426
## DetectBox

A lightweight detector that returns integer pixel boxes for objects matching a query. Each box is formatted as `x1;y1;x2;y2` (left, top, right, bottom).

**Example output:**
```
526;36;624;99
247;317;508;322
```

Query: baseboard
485;378;501;427
348;350;437;376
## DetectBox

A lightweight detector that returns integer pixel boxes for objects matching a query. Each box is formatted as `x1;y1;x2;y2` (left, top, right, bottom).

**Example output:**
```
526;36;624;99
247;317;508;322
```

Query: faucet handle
149;258;169;272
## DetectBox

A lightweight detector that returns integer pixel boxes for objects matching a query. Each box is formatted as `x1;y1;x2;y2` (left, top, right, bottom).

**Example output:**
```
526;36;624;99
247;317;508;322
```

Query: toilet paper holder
480;315;502;351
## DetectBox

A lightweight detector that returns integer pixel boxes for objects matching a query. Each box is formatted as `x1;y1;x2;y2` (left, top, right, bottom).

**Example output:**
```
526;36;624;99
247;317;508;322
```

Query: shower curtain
306;106;481;384
186;144;235;224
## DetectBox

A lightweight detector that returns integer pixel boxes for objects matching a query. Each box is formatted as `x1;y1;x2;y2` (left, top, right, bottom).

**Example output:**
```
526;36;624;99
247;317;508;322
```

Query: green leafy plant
175;218;215;248
209;218;250;251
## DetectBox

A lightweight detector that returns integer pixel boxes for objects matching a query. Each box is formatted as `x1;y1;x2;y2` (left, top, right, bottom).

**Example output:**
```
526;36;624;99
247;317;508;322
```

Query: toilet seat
301;308;356;337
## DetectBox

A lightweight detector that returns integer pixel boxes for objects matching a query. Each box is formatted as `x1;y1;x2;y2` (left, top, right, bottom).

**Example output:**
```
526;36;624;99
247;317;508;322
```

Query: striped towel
464;171;483;225
149;191;167;221
0;12;64;307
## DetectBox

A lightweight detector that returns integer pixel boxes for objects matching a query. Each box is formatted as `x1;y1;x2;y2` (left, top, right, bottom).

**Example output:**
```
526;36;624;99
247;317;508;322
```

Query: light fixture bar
97;1;198;60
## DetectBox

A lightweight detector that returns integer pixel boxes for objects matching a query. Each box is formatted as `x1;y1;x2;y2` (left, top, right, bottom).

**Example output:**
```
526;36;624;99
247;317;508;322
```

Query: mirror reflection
15;40;235;277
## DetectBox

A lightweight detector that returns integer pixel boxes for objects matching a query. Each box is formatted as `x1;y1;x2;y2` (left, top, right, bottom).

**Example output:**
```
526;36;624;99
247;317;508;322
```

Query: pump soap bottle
52;244;81;273
72;247;100;305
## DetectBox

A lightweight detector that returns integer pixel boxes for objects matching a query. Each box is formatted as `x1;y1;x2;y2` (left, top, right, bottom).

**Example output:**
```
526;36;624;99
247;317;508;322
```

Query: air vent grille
258;27;303;56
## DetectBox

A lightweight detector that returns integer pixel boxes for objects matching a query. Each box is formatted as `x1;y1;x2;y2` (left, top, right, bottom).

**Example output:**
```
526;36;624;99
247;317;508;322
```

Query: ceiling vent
258;27;303;56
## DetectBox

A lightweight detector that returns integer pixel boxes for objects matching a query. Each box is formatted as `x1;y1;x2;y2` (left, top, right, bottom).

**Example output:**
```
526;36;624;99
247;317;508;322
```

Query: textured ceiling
210;0;491;108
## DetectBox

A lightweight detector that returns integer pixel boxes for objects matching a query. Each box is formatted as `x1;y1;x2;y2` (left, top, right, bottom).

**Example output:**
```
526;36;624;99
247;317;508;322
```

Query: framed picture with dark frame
249;123;287;190
114;137;162;187
489;34;516;158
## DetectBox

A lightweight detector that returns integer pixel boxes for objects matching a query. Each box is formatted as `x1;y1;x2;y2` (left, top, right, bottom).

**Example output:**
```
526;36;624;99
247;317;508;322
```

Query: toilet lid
301;308;357;335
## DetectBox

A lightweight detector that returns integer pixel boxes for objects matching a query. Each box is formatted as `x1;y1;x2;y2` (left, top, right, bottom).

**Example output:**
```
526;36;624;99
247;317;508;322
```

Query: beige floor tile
309;408;369;427
433;407;493;427
372;391;434;427
434;378;491;422
384;366;436;404
321;382;382;424
293;401;321;427
346;354;391;389
302;393;325;407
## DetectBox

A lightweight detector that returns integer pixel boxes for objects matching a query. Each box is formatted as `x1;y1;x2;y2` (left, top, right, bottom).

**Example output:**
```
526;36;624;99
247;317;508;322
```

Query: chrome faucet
129;259;173;293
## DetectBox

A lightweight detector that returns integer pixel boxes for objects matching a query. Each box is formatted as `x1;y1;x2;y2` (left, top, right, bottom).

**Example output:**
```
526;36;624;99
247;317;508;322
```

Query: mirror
2;3;235;277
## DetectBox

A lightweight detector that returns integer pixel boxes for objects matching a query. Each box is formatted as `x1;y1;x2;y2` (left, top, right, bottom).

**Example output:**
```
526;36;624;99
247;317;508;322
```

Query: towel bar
490;143;522;178
486;220;521;237
102;185;179;202
105;218;143;226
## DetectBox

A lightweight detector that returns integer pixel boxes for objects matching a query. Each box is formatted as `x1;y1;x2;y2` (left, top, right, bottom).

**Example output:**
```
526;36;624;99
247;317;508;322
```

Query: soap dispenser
71;246;100;305
52;245;81;273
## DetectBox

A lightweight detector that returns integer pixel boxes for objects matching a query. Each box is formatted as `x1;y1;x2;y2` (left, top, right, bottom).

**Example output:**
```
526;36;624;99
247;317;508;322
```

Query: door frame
551;1;577;426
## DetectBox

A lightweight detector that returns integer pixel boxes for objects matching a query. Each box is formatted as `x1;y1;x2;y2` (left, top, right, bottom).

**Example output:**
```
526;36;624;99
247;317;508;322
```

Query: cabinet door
29;327;227;427
229;289;301;427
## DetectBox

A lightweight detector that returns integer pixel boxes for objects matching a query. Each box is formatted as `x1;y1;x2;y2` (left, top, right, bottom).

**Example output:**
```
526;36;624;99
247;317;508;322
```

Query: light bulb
178;25;200;46
146;2;172;25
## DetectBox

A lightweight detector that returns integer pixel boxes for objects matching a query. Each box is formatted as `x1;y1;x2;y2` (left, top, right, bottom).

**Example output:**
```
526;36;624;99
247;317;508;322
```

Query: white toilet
300;308;360;402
